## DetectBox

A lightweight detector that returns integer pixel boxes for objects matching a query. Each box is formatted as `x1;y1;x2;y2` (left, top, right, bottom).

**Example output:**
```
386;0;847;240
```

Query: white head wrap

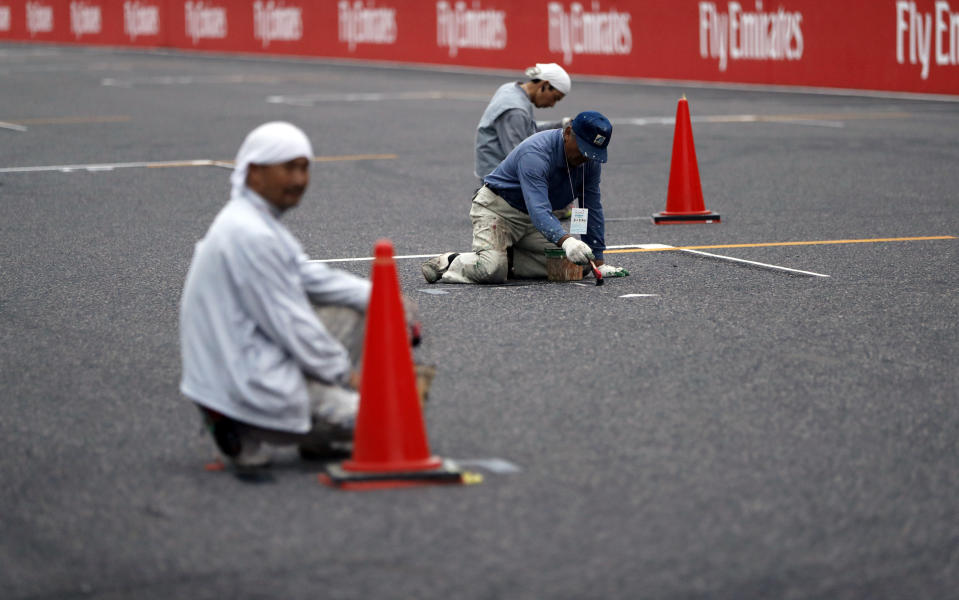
230;121;313;197
524;63;571;95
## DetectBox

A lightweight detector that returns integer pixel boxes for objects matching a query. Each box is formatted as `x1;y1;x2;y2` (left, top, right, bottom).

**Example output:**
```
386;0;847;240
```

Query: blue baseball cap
571;111;612;163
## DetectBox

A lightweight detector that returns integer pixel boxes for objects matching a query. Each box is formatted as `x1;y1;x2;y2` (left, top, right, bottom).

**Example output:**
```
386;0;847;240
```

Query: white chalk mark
619;294;660;298
0;121;28;132
455;458;521;474
418;289;449;295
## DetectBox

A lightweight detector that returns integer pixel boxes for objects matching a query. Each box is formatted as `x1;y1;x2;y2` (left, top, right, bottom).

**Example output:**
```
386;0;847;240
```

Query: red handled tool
588;259;604;286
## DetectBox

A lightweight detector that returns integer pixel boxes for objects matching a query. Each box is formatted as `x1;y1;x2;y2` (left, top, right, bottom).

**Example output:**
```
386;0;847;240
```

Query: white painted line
310;242;830;278
313;244;655;264
0;121;28;132
775;118;844;128
678;248;830;277
101;78;133;88
604;242;829;277
313;253;434;263
418;289;449;295
0;156;379;174
607;243;674;250
102;74;270;87
613;114;885;129
0;159;216;173
267;90;489;106
455;458;521;474
615;115;764;126
615;116;676;126
620;294;660;298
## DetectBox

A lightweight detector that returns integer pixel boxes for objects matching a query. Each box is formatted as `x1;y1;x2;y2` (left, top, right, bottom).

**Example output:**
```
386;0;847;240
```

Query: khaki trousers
441;186;551;284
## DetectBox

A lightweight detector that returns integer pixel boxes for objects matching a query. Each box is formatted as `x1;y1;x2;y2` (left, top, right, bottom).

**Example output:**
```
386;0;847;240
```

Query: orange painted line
605;236;956;254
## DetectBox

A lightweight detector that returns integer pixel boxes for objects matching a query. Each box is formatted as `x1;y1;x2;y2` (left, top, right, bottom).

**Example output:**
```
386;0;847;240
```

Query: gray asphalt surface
2;44;958;600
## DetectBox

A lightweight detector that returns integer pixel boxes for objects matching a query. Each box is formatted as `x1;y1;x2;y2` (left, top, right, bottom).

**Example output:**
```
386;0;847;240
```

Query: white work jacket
179;188;371;433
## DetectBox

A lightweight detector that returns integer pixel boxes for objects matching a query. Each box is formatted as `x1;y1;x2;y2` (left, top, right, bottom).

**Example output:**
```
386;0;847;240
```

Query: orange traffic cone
321;239;463;490
652;96;720;224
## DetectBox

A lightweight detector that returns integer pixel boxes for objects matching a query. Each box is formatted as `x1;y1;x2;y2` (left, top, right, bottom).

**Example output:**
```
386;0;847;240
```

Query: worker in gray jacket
475;63;573;218
180;122;373;471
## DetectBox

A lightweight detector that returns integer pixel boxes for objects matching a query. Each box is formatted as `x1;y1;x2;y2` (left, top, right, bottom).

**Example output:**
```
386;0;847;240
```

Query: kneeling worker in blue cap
423;110;629;284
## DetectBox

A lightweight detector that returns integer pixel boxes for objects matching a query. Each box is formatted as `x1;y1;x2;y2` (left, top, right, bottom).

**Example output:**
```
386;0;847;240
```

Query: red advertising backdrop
1;0;957;96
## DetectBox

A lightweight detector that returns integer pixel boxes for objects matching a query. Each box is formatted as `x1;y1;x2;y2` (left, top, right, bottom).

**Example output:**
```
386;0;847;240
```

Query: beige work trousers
441;186;552;284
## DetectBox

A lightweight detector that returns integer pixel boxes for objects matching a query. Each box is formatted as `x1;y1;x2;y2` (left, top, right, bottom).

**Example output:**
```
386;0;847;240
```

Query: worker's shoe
421;253;459;283
199;405;272;470
230;438;272;469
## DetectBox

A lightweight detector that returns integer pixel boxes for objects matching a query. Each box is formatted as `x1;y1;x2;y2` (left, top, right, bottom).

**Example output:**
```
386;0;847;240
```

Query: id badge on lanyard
570;208;588;234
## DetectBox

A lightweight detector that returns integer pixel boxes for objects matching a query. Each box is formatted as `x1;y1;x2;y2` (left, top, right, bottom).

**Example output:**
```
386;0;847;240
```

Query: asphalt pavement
1;44;958;599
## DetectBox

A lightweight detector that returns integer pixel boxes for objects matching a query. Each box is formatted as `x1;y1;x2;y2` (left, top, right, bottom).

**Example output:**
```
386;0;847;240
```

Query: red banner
1;1;957;96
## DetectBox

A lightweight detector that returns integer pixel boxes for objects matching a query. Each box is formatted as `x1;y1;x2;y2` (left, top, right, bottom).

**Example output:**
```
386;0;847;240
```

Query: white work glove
597;264;629;278
561;237;594;265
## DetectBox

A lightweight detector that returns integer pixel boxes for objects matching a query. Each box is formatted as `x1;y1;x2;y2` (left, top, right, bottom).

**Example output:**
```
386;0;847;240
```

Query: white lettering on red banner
70;1;102;38
253;1;302;47
436;1;507;58
338;0;397;52
185;1;227;44
0;6;10;32
896;1;959;79
547;2;632;64
124;1;159;40
699;1;803;72
26;1;54;36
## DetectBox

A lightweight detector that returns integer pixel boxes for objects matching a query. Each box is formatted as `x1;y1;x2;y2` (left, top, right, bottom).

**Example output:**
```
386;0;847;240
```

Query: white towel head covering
524;63;571;95
230;121;313;197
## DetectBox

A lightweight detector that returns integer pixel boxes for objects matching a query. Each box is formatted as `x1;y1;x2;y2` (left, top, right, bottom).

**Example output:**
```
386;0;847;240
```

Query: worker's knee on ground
446;249;507;283
472;250;508;283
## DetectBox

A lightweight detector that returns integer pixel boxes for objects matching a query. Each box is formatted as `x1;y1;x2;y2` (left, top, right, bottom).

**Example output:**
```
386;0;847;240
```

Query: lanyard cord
564;154;586;210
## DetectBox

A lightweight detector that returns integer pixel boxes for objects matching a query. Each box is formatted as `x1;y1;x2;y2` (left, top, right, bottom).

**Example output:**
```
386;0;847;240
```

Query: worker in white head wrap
474;63;571;180
474;63;575;218
524;63;571;95
180;121;374;472
230;120;313;203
